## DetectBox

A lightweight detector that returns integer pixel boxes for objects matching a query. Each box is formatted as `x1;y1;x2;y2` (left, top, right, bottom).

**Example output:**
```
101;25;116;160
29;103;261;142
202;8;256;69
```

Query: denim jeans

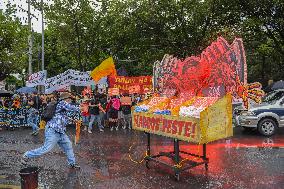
82;115;89;126
24;127;76;165
99;112;105;127
27;114;39;131
89;114;103;130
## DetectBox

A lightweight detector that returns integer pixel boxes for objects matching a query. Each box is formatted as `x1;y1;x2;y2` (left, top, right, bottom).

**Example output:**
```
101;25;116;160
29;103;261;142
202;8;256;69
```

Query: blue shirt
46;100;80;133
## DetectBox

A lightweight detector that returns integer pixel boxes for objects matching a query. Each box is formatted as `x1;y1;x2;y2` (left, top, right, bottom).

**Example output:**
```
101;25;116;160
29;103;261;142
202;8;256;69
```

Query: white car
236;89;284;136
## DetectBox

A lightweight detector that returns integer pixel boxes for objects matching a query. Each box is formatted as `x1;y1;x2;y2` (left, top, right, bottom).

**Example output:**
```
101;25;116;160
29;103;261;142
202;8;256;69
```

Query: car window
263;91;284;104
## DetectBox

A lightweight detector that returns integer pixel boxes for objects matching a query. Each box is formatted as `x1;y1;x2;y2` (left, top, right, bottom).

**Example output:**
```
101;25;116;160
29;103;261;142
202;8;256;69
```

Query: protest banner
108;88;119;96
109;76;152;94
121;97;132;105
0;108;30;127
25;69;108;94
0;107;81;127
129;85;140;94
26;70;47;87
44;70;108;94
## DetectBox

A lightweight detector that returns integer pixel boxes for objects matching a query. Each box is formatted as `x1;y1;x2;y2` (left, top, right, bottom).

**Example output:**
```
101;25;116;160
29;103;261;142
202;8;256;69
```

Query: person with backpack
21;92;81;169
106;96;121;131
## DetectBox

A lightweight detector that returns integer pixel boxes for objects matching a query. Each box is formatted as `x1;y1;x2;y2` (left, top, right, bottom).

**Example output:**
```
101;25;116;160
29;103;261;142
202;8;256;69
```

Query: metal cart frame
144;132;208;181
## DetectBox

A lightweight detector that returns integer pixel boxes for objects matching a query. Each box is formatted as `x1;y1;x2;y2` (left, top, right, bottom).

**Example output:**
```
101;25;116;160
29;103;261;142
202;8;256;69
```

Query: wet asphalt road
0;126;283;189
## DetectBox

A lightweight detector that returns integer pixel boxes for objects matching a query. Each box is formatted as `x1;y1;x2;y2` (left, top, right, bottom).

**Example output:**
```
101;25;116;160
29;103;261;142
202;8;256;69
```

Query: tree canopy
0;2;29;81
1;0;284;86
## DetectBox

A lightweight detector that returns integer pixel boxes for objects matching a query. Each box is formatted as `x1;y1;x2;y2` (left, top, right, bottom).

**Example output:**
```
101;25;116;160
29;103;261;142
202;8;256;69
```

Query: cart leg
174;139;180;163
147;132;150;156
145;132;151;169
174;172;180;181
203;144;208;170
174;139;180;181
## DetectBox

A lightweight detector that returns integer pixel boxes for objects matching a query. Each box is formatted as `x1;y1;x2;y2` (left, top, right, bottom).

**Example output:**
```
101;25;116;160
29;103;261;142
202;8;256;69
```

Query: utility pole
28;0;33;75
41;0;44;71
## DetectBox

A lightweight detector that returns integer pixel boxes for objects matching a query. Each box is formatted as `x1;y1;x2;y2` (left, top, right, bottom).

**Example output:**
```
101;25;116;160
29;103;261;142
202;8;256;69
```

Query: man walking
22;92;81;169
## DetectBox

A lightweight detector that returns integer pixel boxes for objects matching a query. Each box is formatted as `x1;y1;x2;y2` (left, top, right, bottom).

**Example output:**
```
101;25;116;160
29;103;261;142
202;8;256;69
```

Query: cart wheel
145;160;150;169
174;173;180;181
205;163;208;171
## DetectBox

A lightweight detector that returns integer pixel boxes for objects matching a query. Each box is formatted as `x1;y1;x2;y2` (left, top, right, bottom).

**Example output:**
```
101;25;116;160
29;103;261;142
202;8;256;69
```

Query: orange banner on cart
132;113;200;142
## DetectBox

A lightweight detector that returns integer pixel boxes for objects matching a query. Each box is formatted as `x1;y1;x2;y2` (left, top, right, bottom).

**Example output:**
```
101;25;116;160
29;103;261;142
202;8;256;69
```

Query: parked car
236;89;284;136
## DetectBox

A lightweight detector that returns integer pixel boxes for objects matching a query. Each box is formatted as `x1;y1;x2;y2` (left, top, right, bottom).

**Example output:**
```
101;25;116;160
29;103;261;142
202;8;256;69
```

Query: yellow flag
90;57;117;82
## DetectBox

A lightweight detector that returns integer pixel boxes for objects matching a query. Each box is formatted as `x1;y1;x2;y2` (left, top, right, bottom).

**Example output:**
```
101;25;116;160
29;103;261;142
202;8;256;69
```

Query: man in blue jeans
27;94;41;135
88;97;105;133
27;107;39;135
22;92;81;169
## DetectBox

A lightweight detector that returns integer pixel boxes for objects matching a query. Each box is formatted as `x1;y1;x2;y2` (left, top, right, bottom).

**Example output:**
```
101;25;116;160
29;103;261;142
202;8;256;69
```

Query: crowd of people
80;93;138;133
0;90;146;135
11;90;146;169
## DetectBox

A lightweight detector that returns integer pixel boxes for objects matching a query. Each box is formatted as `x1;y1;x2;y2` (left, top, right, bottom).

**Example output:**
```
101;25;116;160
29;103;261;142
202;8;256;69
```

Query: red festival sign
109;76;152;94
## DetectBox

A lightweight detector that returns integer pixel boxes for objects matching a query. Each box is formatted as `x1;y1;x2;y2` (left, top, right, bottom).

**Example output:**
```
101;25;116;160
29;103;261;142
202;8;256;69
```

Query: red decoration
154;37;248;101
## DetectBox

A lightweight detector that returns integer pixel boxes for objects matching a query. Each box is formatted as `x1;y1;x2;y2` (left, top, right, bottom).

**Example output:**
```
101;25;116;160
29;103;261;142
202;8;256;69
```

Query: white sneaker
110;127;113;131
83;126;87;131
99;128;104;132
115;127;119;131
88;130;92;134
122;126;126;129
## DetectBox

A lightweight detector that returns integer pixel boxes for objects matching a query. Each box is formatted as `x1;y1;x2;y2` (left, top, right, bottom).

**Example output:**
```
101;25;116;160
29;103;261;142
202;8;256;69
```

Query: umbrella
16;87;37;94
271;80;284;90
0;90;13;97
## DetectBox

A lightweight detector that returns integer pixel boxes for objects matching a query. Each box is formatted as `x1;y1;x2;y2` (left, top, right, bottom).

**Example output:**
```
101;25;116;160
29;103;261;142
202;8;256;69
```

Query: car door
269;96;284;127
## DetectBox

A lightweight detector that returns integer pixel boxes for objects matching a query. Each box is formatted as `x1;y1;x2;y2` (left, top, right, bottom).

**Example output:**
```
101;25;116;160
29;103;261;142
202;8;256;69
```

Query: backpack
41;101;58;122
111;98;120;110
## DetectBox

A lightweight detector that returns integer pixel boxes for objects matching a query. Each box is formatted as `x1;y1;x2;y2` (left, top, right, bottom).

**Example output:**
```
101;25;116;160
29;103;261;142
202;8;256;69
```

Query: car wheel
257;118;277;136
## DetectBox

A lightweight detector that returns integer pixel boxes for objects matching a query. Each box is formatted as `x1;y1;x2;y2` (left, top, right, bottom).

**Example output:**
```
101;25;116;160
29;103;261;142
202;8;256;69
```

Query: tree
29;0;284;85
0;3;29;81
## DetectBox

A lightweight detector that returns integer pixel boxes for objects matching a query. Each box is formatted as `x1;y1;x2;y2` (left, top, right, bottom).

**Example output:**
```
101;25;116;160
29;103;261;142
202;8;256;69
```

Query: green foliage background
1;0;284;86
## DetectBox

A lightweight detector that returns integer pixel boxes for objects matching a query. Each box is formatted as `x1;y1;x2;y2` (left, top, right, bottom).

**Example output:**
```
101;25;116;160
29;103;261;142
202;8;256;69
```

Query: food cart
132;94;233;180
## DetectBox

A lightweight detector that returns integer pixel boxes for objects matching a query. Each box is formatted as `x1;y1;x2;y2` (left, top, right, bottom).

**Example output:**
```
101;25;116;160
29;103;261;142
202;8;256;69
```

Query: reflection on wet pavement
0;127;283;189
